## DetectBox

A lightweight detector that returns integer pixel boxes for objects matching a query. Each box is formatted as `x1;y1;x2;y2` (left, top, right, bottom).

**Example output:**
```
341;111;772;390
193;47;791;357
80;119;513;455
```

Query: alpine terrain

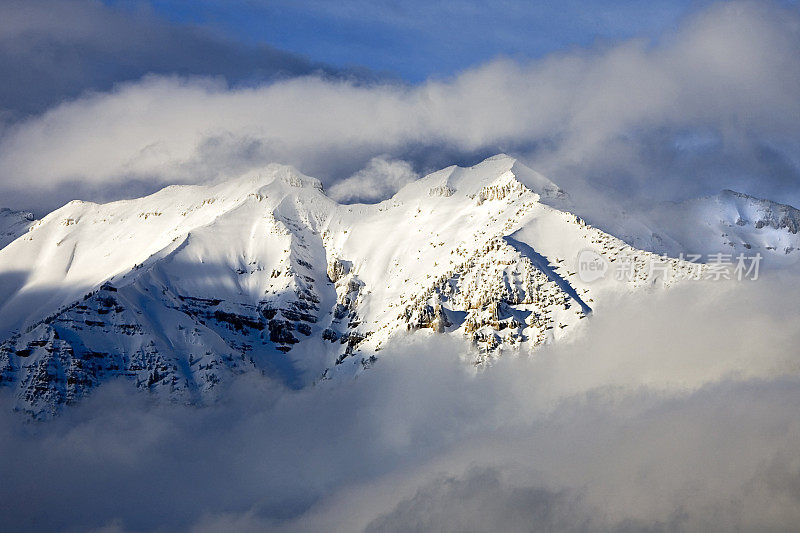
1;155;798;417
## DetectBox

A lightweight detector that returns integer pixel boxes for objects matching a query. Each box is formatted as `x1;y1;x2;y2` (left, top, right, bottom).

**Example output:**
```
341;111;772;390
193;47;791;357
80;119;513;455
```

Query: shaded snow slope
586;190;800;267
0;155;738;416
0;208;35;249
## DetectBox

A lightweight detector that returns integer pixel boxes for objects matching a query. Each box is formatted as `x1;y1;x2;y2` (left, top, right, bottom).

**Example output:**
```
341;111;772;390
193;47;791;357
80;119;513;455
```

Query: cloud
1;1;799;214
0;0;350;121
1;272;800;531
362;468;586;533
327;156;418;203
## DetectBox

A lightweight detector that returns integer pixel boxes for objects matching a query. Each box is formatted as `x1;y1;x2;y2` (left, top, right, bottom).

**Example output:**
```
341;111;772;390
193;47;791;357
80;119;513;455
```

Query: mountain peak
211;163;324;199
391;154;565;203
715;189;800;235
0;156;706;417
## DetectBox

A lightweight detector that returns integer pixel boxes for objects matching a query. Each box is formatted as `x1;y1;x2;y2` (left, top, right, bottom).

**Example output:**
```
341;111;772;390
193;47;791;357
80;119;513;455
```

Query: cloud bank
0;0;348;121
1;273;799;531
1;1;799;214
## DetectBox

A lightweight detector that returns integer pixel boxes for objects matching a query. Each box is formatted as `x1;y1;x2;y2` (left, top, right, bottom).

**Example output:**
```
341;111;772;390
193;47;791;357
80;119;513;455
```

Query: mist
2;273;799;532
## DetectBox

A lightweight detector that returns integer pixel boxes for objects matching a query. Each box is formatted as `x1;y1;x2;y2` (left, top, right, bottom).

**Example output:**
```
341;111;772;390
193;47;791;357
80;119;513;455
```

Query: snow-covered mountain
0;208;35;249
0;155;792;417
580;190;800;265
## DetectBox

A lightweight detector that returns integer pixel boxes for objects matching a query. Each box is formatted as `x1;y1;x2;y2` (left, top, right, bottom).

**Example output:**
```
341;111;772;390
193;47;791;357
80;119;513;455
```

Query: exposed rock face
402;237;568;353
473;174;528;204
428;185;455;197
0;156;718;416
327;258;351;283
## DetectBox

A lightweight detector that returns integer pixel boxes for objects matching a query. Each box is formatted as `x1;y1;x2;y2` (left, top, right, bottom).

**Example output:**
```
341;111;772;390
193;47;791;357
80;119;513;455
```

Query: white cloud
327;156;418;203
1;1;799;213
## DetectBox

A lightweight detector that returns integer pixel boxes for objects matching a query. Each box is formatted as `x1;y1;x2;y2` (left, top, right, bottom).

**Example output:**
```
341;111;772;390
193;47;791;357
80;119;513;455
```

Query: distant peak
719;189;752;200
0;207;35;221
475;154;565;195
228;163;323;192
719;189;800;211
389;154;566;203
482;153;516;163
267;164;324;191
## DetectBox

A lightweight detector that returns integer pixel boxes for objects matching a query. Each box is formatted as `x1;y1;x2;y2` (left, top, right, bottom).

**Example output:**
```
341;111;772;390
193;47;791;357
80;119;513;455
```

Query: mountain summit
0;155;796;417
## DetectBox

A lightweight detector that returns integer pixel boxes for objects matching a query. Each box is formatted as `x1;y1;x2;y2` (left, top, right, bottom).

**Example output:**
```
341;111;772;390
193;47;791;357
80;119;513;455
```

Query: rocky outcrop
0;155;719;416
428;185;455;197
398;237;580;359
327;258;351;283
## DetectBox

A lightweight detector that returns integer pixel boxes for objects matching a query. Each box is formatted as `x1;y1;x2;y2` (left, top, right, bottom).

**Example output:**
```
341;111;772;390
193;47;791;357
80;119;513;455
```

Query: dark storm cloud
0;0;352;121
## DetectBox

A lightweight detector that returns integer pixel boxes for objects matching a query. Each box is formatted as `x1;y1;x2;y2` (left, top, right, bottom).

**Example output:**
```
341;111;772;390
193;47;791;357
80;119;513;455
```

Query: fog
2;274;799;532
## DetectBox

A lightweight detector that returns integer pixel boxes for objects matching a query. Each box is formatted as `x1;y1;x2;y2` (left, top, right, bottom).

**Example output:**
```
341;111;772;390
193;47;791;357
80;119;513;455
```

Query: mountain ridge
0;155;797;417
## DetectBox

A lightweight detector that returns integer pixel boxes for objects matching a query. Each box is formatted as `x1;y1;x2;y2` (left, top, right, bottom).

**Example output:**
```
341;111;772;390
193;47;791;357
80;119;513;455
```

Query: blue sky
123;0;710;81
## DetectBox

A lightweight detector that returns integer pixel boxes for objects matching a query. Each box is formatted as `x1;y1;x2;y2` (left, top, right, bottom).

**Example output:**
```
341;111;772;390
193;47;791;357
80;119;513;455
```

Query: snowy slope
584;190;800;267
0;208;35;249
0;155;714;416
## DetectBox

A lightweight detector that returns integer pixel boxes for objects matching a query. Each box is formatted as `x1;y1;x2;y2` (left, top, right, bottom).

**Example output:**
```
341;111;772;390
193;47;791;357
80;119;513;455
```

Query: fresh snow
580;190;800;266
0;155;796;416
